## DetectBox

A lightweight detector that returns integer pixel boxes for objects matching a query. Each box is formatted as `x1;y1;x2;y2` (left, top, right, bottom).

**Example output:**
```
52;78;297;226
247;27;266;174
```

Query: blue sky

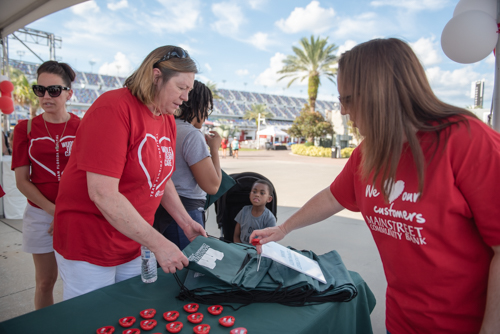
7;0;495;108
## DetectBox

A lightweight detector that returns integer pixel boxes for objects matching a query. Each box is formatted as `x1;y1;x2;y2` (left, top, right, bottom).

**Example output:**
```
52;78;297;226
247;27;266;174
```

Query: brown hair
338;38;476;201
176;80;213;123
124;46;198;106
37;61;76;87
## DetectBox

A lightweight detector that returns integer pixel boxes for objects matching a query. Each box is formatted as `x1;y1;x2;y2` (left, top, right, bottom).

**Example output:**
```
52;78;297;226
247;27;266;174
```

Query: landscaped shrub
291;144;332;157
341;147;355;158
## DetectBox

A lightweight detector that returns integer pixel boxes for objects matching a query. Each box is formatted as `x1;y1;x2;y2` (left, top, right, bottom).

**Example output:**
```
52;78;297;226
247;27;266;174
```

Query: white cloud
249;0;266;10
211;2;246;36
333;12;382;39
205;63;212;72
143;0;201;34
337;40;357;56
410;36;442;66
370;0;448;11
247;32;272;50
485;53;495;65
276;1;335;34
255;52;305;87
236;69;249;76
108;0;128;11
71;1;100;15
98;52;133;77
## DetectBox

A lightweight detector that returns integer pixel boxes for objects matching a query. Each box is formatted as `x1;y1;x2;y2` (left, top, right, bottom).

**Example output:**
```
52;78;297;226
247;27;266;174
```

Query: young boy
233;179;276;244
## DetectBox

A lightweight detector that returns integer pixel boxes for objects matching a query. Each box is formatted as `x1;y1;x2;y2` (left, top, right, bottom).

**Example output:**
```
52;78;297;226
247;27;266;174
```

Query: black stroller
214;172;277;242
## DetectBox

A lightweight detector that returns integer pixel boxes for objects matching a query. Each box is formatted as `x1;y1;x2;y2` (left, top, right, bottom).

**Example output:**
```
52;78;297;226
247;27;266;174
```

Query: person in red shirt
11;61;80;309
251;38;500;334
52;46;207;300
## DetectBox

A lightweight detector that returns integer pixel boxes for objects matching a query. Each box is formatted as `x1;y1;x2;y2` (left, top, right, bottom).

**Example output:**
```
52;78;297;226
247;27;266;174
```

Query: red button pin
230;328;248;334
187;312;204;324
118;317;136;328
140;319;157;331
163;310;179;322
96;326;115;334
207;305;223;315
183;303;199;313
193;324;210;334
140;308;156;319
219;316;235;327
166;321;183;333
123;329;140;334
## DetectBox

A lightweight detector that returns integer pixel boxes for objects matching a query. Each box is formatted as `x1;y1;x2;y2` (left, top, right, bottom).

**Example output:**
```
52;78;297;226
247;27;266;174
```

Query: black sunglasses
32;85;70;98
153;47;189;68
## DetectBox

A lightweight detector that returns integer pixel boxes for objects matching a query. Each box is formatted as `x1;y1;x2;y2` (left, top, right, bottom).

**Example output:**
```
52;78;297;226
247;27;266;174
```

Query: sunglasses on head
153;47;189;68
32;85;70;98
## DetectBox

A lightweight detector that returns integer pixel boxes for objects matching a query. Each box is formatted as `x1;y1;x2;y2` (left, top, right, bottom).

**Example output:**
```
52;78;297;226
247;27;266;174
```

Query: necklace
44;114;70;150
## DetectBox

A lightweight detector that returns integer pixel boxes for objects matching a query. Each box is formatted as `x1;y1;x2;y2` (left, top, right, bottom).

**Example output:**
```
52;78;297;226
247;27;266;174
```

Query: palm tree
10;67;39;118
278;35;338;112
205;80;224;100
243;104;274;127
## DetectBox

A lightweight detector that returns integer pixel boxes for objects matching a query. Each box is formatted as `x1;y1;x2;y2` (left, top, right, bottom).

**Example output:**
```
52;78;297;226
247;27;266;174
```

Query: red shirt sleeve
11;120;29;170
330;146;361;212
74;103;130;179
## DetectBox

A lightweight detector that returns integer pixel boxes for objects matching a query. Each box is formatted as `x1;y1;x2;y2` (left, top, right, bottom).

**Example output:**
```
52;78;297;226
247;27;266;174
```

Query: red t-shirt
330;116;500;334
53;88;176;266
11;113;81;207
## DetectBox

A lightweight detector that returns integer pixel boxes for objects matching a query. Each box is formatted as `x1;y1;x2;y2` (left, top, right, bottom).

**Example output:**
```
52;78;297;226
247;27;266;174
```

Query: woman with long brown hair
52;46;206;300
251;38;500;334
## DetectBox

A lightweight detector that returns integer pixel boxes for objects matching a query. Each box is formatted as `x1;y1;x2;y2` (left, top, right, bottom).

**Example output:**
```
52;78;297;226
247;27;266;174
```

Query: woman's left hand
183;220;208;242
47;220;54;236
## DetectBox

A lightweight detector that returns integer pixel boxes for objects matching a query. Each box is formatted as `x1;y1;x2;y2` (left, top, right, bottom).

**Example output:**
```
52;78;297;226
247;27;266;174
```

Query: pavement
0;149;387;333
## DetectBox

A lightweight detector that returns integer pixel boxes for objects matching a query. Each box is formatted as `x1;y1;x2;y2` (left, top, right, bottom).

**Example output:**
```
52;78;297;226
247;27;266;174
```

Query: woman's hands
154;239;189;274
249;225;288;253
205;131;222;151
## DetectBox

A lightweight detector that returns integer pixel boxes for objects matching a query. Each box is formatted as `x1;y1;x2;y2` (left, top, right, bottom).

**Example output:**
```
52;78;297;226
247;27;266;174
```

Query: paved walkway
0;149;387;333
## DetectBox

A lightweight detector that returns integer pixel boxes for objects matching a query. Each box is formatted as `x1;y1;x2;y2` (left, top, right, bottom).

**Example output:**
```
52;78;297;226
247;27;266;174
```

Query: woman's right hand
205;131;222;151
154;239;190;274
249;225;287;254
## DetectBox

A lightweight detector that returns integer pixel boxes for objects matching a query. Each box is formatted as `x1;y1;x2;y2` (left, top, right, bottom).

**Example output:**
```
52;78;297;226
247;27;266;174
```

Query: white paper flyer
261;242;327;284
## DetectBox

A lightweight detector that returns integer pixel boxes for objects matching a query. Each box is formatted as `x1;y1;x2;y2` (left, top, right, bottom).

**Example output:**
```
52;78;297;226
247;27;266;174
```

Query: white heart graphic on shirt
29;135;76;177
138;134;173;193
387;180;405;203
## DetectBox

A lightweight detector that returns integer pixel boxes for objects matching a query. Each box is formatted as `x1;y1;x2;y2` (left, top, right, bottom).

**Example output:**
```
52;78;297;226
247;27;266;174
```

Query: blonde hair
338;38;476;201
124;46;198;106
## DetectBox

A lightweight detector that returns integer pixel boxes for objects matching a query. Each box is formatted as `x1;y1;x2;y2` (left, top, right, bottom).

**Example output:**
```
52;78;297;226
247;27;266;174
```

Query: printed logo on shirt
29;135;76;181
138;133;174;198
364;179;427;246
61;140;74;157
162;146;174;167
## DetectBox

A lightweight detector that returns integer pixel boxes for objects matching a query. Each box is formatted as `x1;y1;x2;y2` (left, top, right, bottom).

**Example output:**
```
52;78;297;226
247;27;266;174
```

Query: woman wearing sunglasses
251;38;500;333
11;60;80;309
154;80;222;250
52;46;207;300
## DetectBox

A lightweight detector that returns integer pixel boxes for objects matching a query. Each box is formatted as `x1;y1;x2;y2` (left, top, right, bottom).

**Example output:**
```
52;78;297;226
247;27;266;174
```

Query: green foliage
206;80;224;100
304;141;314;147
243;104;274;127
214;124;239;139
10;67;39;118
341;147;355;158
291;144;331;157
278;35;338;112
287;109;334;142
319;138;333;148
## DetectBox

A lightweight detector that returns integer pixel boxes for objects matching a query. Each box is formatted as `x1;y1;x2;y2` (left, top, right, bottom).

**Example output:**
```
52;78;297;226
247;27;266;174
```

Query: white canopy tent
257;126;289;148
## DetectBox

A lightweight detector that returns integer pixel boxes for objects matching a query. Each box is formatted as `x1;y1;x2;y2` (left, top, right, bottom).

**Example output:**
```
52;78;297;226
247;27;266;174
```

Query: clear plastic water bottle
141;245;157;283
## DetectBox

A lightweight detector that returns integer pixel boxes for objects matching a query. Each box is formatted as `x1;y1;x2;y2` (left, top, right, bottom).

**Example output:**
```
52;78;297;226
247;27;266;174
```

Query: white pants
54;251;141;300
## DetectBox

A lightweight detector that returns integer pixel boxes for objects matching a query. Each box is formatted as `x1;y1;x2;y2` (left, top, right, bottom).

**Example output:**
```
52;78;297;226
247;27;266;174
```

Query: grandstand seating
9;59;339;122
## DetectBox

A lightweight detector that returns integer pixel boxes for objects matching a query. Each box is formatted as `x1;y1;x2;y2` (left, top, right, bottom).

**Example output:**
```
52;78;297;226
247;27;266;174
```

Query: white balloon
441;10;498;64
454;0;497;20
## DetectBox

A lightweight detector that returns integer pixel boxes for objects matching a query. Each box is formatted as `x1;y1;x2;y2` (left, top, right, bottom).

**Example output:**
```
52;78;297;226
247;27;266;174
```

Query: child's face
250;183;272;206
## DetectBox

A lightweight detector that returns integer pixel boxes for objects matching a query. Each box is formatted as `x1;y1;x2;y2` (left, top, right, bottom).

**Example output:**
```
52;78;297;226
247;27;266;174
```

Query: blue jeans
163;208;205;250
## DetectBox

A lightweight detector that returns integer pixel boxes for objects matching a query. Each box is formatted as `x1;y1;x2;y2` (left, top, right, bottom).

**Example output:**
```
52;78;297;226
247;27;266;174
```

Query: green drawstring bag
177;236;357;307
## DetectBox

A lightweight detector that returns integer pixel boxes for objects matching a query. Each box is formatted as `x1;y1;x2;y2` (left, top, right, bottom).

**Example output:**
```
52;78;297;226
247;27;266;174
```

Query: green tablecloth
0;269;376;334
